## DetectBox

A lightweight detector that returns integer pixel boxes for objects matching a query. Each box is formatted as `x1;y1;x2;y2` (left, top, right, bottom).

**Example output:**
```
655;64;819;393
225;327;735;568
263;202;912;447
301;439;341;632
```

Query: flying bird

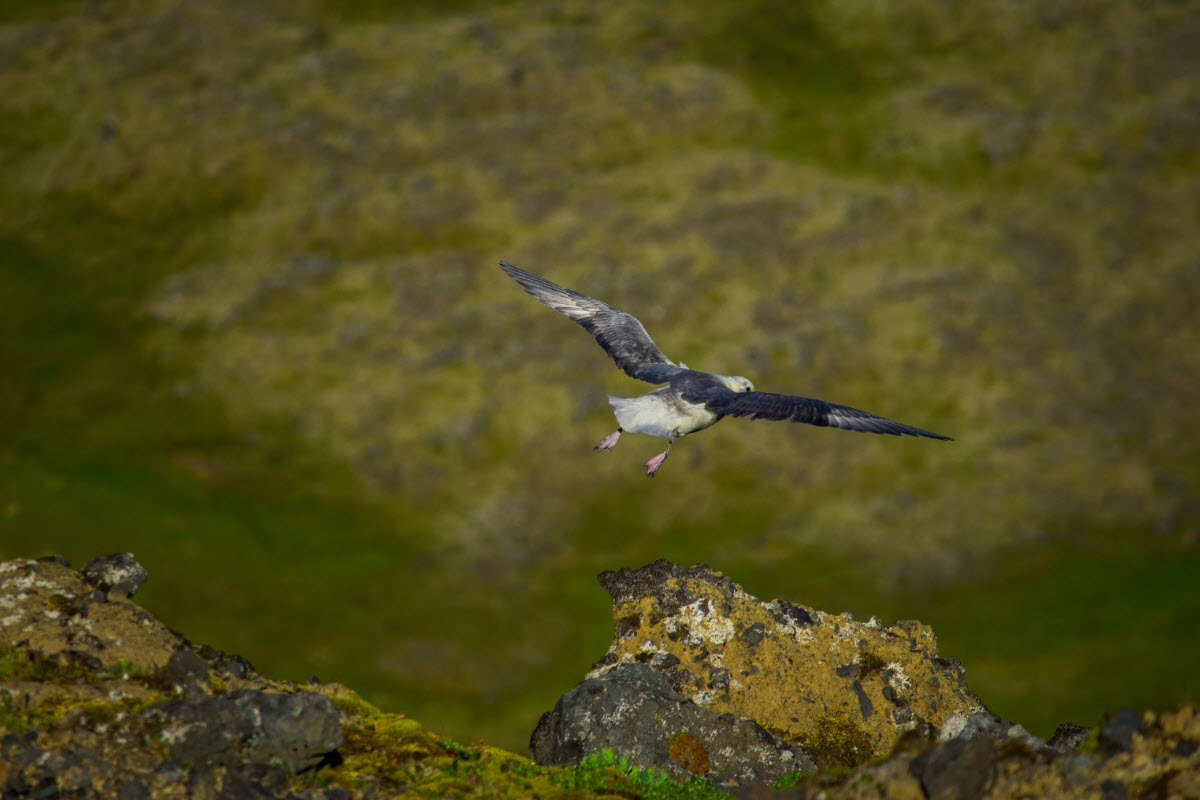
500;261;950;477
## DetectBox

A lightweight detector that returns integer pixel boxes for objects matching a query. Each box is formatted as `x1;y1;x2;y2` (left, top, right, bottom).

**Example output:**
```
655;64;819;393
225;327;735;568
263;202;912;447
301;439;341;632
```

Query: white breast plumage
607;390;720;439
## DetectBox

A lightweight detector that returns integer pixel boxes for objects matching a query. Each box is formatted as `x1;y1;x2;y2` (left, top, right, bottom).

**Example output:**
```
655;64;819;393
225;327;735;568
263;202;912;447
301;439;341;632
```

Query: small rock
81;553;148;598
598;559;736;617
1047;722;1091;753
1100;778;1130;800
909;735;996;800
1100;708;1147;756
772;600;815;627
165;648;210;691
939;710;1044;750
1174;738;1199;757
115;779;152;800
198;645;257;678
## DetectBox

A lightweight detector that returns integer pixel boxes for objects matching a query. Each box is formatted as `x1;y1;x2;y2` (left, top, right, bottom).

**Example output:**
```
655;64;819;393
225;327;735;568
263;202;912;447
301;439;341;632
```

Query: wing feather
500;261;680;384
700;389;952;440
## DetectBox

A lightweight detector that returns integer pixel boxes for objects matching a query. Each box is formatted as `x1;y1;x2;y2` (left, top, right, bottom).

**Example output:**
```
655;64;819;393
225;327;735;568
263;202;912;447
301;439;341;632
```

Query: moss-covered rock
532;662;815;785
3;552;1199;798
0;556;184;672
0;553;733;799
582;560;985;765
767;704;1200;799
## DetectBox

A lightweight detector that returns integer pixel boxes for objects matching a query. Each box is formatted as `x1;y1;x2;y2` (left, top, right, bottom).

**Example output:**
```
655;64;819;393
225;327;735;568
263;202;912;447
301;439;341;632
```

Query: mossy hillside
0;648;143;684
0;646;168;736
2;636;730;800
307;686;730;799
1;0;1198;752
0;689;170;737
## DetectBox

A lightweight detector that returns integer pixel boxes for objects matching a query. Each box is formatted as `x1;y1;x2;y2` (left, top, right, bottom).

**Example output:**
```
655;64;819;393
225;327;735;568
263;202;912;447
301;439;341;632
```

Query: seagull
500;262;951;477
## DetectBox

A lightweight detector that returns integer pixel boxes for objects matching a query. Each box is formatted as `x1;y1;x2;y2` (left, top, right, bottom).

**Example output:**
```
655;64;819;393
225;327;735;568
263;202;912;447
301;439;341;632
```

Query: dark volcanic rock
1047;722;1092;753
165;647;211;693
598;559;739;617
909;735;996;799
146;689;343;769
531;662;815;785
81;552;148;598
1100;707;1149;755
0;555;351;799
936;709;1043;750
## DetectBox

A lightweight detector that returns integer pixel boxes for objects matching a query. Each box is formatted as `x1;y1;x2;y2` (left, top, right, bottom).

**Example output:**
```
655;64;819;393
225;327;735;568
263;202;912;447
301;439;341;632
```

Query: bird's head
719;374;755;393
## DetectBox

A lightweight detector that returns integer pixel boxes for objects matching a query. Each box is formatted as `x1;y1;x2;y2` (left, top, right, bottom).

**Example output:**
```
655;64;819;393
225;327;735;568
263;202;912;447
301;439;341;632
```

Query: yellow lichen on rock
0;558;184;672
592;561;985;762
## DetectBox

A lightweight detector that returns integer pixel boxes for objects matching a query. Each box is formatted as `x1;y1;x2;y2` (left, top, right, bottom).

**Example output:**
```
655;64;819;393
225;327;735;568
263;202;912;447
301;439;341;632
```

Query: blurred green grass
1;0;1198;752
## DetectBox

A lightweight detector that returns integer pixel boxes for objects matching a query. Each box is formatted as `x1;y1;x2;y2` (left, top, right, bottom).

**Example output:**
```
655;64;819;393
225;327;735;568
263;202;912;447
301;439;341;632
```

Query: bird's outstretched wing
500;261;682;384
696;388;952;440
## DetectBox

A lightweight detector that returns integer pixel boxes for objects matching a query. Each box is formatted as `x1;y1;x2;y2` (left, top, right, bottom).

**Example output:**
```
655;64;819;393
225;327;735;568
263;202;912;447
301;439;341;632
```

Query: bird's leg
644;436;675;477
594;428;623;452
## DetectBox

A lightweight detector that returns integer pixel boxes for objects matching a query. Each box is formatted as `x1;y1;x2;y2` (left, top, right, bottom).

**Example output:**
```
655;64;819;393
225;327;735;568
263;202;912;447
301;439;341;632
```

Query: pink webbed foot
594;429;622;452
644;451;669;477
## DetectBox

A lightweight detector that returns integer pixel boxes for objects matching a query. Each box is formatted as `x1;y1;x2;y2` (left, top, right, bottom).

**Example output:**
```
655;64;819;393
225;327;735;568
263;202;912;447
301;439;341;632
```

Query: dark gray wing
696;388;952;440
500;261;682;384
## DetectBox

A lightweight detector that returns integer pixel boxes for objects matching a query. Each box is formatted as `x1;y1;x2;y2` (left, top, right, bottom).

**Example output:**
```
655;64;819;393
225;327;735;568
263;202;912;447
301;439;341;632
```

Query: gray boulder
531;662;815;785
143;689;343;769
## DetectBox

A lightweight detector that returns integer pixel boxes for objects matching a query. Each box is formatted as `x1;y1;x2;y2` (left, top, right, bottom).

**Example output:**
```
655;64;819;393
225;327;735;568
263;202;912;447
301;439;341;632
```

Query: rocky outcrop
0;555;185;672
0;554;346;798
734;704;1200;800
4;552;1199;799
533;559;1200;797
533;559;991;779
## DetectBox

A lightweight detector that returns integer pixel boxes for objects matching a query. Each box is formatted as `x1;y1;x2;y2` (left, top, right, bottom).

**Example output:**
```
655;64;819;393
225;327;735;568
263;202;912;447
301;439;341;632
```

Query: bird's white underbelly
608;390;720;439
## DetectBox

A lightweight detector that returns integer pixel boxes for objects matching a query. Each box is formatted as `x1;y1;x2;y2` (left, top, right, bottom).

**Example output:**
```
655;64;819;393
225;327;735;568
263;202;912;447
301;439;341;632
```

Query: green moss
0;647;97;682
772;770;805;791
772;762;853;793
0;648;172;735
555;749;729;800
0;697;60;732
0;648;47;681
102;659;144;679
308;701;729;800
1077;725;1101;755
328;691;384;720
0;690;170;734
793;711;875;770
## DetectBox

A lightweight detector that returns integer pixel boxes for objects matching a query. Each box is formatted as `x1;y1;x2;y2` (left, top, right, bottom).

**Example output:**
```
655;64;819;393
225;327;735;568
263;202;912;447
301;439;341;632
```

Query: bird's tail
607;396;637;431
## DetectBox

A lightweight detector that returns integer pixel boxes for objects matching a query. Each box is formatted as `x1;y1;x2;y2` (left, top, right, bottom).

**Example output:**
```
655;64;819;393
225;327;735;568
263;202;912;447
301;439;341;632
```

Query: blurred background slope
2;0;1198;751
